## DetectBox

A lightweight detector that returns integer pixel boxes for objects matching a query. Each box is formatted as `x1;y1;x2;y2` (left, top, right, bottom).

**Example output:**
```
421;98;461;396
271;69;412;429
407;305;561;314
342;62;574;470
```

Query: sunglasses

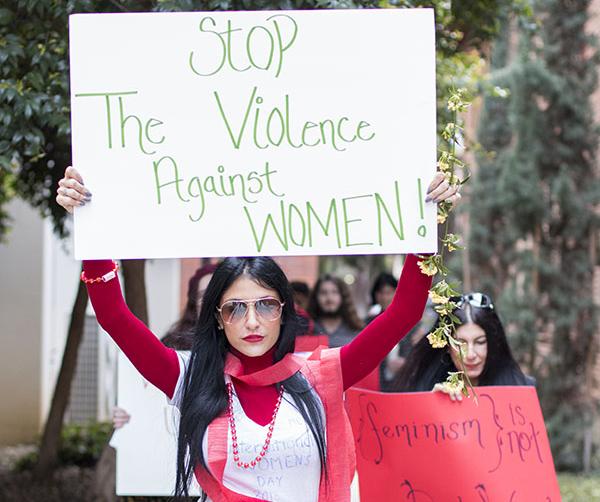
216;297;285;324
451;292;494;310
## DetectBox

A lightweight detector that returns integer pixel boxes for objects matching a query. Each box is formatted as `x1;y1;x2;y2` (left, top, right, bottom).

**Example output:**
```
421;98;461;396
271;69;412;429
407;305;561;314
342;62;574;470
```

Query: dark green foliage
14;421;113;471
1;1;70;238
57;421;112;467
470;0;600;471
394;0;516;54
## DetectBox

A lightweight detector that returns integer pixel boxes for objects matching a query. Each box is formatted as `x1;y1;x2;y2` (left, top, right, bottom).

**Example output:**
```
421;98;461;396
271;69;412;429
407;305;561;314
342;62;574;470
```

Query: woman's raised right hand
55;166;92;214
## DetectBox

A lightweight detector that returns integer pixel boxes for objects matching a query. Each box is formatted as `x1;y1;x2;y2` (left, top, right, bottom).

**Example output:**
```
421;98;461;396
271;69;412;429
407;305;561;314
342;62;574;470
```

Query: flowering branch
420;88;474;398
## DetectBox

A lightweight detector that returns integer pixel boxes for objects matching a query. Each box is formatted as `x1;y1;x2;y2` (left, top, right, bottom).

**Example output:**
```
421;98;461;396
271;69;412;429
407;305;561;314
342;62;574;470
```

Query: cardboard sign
110;353;201;496
346;387;561;501
69;9;437;259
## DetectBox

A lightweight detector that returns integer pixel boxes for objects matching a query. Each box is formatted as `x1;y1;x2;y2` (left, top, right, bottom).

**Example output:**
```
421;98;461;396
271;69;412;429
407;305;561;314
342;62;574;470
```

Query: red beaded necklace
227;381;285;469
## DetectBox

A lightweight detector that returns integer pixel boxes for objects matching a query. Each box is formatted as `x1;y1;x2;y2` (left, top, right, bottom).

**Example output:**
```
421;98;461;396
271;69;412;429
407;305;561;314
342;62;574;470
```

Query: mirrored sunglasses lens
256;299;281;320
223;301;247;323
467;293;482;307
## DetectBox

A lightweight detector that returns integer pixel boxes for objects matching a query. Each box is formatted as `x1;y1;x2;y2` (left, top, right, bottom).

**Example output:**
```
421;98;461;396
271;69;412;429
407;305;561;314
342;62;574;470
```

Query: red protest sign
346;387;560;501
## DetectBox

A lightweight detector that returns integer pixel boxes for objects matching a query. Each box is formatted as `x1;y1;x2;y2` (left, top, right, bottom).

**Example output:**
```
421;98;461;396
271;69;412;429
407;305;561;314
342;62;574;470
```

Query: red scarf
194;348;355;502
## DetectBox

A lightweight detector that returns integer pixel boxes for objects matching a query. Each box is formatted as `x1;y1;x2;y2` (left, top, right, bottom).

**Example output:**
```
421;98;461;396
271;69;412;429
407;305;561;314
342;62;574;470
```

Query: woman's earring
215;313;223;330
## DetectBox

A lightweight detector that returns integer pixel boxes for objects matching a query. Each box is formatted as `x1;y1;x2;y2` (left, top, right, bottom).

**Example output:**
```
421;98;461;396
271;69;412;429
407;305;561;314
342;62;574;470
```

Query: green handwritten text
153;156;285;222
243;181;404;252
214;87;375;151
189;14;298;78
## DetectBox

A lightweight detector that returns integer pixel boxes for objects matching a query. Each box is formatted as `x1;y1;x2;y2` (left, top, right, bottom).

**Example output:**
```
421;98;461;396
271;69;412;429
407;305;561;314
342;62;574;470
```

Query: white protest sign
111;352;201;496
69;9;436;259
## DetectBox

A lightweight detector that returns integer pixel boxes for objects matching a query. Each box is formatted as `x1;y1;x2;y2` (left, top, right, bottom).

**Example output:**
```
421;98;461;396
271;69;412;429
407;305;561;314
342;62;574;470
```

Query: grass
559;473;600;501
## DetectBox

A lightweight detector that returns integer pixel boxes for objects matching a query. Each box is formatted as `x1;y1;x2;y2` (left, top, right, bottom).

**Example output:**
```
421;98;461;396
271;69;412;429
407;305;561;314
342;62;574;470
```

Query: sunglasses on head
451;292;494;310
216;297;284;324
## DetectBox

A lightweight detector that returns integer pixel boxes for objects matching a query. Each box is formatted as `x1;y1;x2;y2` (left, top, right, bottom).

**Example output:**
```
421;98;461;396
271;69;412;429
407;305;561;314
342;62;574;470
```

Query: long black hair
370;272;397;306
392;299;531;392
174;257;327;499
163;263;219;350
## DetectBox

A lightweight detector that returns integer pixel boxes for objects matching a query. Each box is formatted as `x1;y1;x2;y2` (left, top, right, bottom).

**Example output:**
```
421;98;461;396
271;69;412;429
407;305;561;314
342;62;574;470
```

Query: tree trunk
34;266;89;479
461;211;472;292
121;259;149;324
528;226;541;372
94;259;148;501
583;228;598;474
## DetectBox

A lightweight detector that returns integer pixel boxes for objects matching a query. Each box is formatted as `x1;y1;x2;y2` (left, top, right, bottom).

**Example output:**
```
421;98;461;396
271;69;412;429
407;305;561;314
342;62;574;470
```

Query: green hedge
559;473;600;501
15;422;112;471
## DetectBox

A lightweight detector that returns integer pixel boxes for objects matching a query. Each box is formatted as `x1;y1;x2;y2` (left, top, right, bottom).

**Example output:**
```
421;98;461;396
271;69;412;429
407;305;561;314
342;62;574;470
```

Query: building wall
146;258;181;340
0;196;183;445
40;215;83;425
0;199;44;445
275;256;319;287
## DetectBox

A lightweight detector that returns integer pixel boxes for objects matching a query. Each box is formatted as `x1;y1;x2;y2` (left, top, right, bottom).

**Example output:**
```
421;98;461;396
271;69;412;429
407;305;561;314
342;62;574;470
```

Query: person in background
113;263;218;428
308;274;364;348
161;263;219;349
365;273;397;323
290;281;311;311
391;292;534;399
290;280;315;337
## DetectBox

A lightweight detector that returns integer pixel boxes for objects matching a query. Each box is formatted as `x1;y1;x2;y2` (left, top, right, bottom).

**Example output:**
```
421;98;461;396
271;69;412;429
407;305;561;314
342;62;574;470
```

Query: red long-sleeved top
84;255;430;426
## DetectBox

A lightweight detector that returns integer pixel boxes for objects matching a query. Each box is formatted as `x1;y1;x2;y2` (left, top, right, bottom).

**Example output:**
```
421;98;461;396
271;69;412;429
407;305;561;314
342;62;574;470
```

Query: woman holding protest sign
392;292;534;400
56;165;459;502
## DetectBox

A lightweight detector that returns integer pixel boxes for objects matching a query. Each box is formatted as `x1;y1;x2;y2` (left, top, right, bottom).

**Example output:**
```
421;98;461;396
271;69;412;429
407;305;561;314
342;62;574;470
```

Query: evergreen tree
470;16;516;297
471;0;600;470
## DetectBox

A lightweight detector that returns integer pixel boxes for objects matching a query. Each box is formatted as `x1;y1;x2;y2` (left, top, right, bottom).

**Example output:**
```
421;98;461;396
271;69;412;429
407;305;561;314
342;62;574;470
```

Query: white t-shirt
171;352;323;502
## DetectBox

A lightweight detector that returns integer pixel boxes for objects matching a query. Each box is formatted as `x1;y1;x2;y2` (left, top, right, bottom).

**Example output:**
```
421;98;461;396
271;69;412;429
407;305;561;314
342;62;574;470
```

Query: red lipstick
242;335;264;343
